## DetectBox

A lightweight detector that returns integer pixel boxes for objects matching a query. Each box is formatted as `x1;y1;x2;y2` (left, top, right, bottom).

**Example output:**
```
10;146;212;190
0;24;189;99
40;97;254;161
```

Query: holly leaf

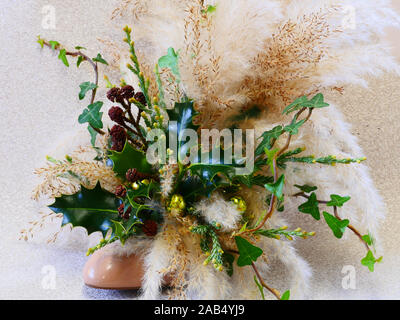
327;194;351;207
223;253;235;277
264;175;285;201
93;53;108;65
79;82;98;100
323;211;349;239
235;236;263;267
48;182;120;237
280;290;290;300
233;174;273;188
158;47;180;81
255;126;283;155
295;184;318;193
109;140;153;177
78;101;103;129
58;49;69;67
167;100;199;162
361;250;382;272
298;192;320;220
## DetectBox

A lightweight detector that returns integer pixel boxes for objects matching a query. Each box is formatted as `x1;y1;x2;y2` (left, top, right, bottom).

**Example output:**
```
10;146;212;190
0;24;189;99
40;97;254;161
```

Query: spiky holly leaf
298;192;320;220
361;250;382;272
327;194;351;207
323;211;349;239
48;182;120;237
235;236;263;267
255;126;283;156
126;181;158;201
158;47;180;81
109;140;153;177
93;53;108;65
223;253;235;277
78;101;103;129
79;82;98;100
167;101;199;163
264;175;285;201
295;184;318;193
233;174;273;188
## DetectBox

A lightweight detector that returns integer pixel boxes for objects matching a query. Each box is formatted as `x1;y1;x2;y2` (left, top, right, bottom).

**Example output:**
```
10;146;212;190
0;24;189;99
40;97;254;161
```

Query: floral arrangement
26;0;399;300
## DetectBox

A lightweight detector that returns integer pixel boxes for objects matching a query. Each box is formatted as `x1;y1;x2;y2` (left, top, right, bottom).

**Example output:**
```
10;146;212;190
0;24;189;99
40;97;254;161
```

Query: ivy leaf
58;49;69;67
255;126;283;156
235;236;263;267
298;192;320;220
307;93;330;109
158;47;180;81
49;40;60;50
202;5;217;14
109;140;153;177
283;118;306;135
282;96;309;115
282;94;329;115
75;46;86;50
78;101;103;129
280;290;291;300
264;148;279;175
327;194;351;207
93;53;108;65
87;125;97;147
362;234;373;246
361;250;382;272
79;82;98;100
77;56;84;68
48;182;120;237
264;175;285;201
254;276;265;300
37;36;45;48
323;211;349;239
295;184;318;193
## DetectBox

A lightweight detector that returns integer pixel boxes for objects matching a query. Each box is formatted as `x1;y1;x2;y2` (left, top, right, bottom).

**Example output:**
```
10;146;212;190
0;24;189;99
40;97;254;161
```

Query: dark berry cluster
110;125;126;152
118;203;132;220
126;168;148;182
142;220;158;237
106;86;147;106
115;185;127;198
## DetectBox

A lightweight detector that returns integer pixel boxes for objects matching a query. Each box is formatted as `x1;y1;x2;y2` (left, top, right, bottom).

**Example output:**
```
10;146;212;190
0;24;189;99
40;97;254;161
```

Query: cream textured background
0;0;399;299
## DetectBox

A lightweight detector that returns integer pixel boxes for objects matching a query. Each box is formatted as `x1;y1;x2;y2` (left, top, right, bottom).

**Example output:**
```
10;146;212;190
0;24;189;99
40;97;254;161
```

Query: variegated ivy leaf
78;101;103;129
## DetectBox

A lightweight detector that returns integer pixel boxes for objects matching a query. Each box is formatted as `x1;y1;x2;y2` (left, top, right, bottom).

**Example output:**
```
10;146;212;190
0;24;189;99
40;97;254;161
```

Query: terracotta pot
83;249;145;290
83;248;173;290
